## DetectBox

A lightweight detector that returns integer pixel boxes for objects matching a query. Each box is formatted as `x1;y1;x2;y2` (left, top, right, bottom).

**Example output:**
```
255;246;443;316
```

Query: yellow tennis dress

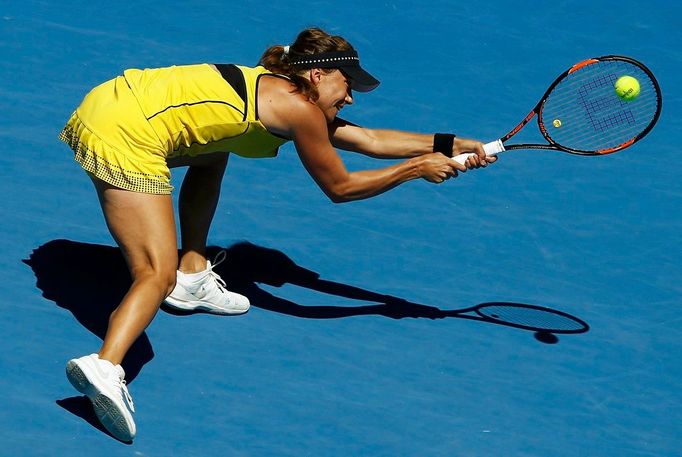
59;64;288;194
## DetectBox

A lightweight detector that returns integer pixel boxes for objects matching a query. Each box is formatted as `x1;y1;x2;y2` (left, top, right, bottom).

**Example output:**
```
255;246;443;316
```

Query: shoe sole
66;360;135;442
163;298;249;315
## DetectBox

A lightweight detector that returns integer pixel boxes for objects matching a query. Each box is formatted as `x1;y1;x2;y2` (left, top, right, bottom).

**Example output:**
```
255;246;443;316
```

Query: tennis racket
453;55;662;165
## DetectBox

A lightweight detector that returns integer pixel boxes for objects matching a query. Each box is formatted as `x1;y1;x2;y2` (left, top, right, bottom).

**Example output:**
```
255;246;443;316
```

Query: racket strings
541;59;660;153
548;81;655;144
578;77;637;130
592;111;636;133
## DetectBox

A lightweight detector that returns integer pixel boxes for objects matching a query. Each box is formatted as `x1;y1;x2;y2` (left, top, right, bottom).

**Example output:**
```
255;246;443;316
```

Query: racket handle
452;139;505;165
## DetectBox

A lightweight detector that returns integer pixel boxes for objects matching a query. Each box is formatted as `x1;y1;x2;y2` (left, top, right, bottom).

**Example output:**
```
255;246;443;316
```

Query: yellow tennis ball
553;119;562;128
614;75;640;101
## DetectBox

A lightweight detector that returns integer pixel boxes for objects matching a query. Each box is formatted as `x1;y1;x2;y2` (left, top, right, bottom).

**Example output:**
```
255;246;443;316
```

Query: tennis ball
614;75;640;101
552;119;562;128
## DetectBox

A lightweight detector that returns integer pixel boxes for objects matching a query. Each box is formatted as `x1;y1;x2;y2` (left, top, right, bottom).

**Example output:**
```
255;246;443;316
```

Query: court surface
1;1;680;456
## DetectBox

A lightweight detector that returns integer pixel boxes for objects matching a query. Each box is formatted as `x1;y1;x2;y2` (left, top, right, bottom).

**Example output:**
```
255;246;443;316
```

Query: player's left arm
328;118;493;165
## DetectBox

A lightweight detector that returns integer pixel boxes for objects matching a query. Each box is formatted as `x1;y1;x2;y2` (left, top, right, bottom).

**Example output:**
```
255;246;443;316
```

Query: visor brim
341;66;380;92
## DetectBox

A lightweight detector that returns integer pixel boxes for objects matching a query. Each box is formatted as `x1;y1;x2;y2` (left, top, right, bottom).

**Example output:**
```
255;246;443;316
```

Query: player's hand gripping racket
453;55;662;165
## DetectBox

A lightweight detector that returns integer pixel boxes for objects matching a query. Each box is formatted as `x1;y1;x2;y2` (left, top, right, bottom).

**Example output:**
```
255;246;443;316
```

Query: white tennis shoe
65;353;136;442
164;251;250;315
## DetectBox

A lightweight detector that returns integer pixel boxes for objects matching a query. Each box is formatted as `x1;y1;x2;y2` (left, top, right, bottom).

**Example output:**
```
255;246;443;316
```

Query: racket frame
500;55;662;156
453;55;662;165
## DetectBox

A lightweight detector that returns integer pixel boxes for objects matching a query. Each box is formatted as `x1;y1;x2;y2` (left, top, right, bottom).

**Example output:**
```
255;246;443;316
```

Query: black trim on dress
215;64;248;121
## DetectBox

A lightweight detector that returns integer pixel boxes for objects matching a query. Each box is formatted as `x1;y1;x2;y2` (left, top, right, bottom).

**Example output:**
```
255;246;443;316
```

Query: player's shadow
201;243;452;320
23;241;154;382
26;239;589;344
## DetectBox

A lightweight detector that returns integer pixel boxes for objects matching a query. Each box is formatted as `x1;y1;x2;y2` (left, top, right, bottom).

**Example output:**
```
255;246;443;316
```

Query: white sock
178;266;210;284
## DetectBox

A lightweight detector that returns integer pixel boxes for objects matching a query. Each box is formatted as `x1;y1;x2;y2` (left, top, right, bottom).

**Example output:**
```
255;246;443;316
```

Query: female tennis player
59;27;495;441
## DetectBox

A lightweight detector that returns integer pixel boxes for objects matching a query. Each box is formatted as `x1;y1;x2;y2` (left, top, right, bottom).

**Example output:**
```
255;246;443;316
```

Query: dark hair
259;27;354;101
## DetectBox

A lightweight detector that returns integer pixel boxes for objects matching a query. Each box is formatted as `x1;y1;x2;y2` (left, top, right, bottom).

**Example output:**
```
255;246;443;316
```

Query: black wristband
433;133;456;157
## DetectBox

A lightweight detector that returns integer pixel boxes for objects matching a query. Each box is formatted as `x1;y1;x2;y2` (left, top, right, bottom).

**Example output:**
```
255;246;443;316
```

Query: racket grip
452;139;505;165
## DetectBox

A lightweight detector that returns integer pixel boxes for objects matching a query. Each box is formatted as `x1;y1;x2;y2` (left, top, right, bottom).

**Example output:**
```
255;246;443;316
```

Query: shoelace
207;250;228;293
119;378;135;413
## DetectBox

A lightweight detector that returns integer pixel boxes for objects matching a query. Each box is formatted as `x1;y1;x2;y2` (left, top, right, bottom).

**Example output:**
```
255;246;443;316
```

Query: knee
132;266;177;297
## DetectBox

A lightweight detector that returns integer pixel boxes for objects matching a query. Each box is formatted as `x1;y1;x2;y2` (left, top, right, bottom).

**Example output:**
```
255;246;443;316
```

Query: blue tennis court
2;1;680;455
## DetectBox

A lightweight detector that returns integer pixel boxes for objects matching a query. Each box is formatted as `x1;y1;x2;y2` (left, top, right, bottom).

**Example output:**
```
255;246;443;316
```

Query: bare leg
177;153;229;272
92;178;178;365
164;153;250;315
